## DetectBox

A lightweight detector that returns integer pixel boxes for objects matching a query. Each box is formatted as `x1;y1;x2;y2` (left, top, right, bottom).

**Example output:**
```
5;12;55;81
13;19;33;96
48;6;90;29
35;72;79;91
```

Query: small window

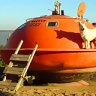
47;22;58;27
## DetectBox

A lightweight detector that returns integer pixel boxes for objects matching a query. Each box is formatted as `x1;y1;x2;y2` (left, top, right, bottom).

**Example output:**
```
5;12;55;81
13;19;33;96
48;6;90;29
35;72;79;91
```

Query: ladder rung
10;54;30;62
8;83;17;90
10;82;17;87
0;82;17;90
8;86;15;90
0;81;10;86
0;81;10;89
0;85;8;89
4;67;24;75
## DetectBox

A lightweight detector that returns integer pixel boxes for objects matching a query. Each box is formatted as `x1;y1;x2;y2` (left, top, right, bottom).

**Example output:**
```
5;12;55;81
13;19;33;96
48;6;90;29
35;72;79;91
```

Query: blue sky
0;0;96;30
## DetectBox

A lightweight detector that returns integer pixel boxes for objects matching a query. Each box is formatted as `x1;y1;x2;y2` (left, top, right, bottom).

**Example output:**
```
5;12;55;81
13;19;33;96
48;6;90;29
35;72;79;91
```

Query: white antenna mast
54;0;61;14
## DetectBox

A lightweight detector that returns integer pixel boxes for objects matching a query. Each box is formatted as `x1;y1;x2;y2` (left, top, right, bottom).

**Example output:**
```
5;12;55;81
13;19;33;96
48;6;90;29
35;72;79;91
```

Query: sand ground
0;80;96;96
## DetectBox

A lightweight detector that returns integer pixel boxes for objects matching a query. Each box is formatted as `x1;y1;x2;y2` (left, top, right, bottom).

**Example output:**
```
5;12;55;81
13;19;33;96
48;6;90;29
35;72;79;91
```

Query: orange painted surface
1;15;96;73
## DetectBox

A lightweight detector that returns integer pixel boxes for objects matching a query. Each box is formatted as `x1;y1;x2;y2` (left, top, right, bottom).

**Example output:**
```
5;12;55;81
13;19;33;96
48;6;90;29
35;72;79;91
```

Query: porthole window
47;22;58;27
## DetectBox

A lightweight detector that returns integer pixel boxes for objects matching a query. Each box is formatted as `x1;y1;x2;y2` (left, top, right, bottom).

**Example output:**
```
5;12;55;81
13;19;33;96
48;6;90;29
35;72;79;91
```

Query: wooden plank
8;86;15;91
0;81;10;85
0;85;8;89
4;67;24;75
9;83;17;90
0;82;17;90
10;83;17;87
0;85;15;91
10;54;30;62
0;81;10;89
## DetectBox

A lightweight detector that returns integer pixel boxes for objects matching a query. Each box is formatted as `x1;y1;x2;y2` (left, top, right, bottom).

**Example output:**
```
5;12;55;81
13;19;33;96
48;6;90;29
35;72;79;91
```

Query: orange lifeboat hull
1;48;96;73
1;15;96;75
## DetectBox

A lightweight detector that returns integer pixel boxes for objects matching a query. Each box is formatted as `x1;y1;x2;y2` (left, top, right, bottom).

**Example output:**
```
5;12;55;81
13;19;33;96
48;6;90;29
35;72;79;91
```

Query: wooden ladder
0;40;38;91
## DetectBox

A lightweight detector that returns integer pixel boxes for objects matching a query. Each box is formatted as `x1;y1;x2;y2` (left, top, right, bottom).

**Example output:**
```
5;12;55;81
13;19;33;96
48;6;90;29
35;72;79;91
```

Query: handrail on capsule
26;18;33;22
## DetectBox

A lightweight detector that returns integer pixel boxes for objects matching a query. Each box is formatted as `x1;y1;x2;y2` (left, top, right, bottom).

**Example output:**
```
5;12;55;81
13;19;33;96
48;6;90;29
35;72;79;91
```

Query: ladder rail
22;43;38;78
14;40;23;55
15;43;38;91
3;40;23;81
9;40;24;67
